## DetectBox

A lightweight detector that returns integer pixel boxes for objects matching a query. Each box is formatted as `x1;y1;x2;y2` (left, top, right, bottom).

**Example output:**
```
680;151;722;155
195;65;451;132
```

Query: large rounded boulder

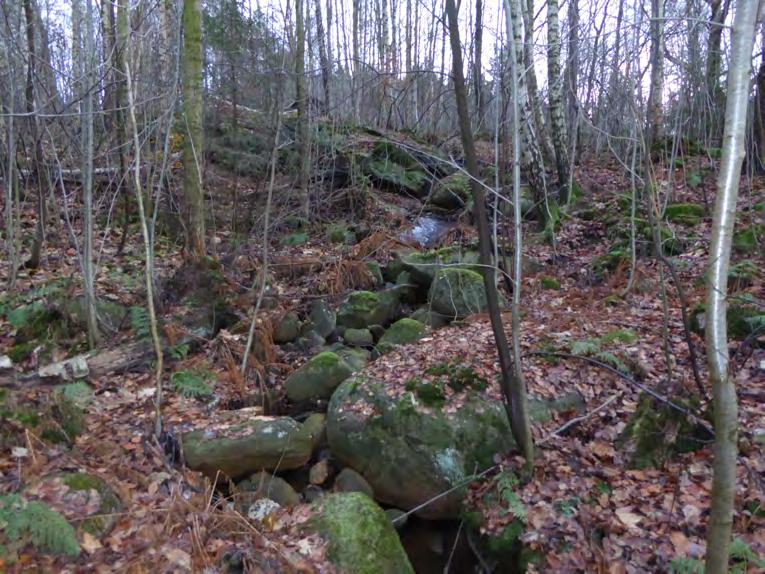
326;370;515;519
428;267;488;318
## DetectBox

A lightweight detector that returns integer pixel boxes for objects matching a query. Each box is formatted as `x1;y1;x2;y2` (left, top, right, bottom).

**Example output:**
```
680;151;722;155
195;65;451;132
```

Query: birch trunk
546;0;570;201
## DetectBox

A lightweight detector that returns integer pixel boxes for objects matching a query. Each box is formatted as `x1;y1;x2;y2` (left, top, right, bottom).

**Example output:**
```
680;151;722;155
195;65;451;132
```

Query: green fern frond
668;556;703;574
594;351;630;374
0;494;80;557
496;474;526;522
570;338;601;356
129;306;151;339
171;370;214;398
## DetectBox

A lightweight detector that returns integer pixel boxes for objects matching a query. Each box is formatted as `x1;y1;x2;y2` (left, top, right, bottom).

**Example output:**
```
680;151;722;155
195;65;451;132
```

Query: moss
405;378;446;407
664;203;705;226
377;318;425;354
311;351;341;368
601;328;638;345
539;276;561;290
591;245;629;279
733;224;764;255
311;492;414;574
281;231;309;246
60;472;121;536
7;342;35;363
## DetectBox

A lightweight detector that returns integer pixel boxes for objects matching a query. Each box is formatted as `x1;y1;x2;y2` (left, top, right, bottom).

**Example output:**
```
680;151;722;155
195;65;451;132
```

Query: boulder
410;307;451;329
274;312;301;344
428;268;488;318
364;142;431;198
310;492;414;574
309;301;336;338
377;318;426;354
53;472;122;537
284;352;353;402
334;468;374;498
336;290;400;329
400;247;481;288
428;172;471;210
183;415;314;480
336;347;371;372
664;203;705;226
238;471;301;507
344;328;374;347
327;371;514;519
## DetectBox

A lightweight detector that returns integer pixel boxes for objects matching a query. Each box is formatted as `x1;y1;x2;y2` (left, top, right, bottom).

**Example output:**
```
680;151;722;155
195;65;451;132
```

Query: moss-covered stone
336;290;400;329
344;328;374;347
284;351;354;402
366;262;384;287
591;245;629;279
59;472;122;537
310;492;414;574
428;173;471;210
365;158;430;197
238;471;301;508
539;276;561;290
377;318;426;354
428;268;487;318
335;347;371;372
333;468;374;497
690;297;765;341
182;416;313;479
409;307;451;329
664;203;705;226
309;300;336;338
274;312;301;344
400;247;481;288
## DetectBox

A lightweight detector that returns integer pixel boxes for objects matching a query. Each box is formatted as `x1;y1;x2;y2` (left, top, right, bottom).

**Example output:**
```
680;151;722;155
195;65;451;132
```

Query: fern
171;370;214;398
594;351;630;374
570;338;601;356
668;557;703;574
668;538;764;574
168;343;191;360
129;306;151;339
496;474;526;522
0;494;79;557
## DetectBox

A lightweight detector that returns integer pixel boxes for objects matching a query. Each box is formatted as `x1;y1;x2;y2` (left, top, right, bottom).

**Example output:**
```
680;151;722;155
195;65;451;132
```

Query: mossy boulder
364;144;430;198
42;382;93;445
238;471;301;508
285;352;354;402
691;296;765;341
57;472;122;537
410;307;451;329
400;247;481;288
336;290;400;329
274;312;301;344
344;328;374;347
182;415;314;480
617;393;713;469
336;347;371;372
429;173;471;210
428;268;488;318
327;374;513;519
309;492;414;574
664;203;705;226
334;468;374;497
377;318;426;354
309;300;336;338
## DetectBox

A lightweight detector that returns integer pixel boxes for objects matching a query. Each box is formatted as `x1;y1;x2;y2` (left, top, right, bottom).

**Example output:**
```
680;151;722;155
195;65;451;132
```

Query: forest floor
1;150;764;573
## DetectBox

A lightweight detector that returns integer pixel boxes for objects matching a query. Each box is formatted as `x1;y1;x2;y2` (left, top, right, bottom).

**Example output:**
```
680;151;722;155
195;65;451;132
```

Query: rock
428;268;488;318
285;352;353;402
377;318;426;354
394;270;419;303
310;492;414;574
336;347;371;372
385;508;408;530
364;141;431;198
366;262;384;287
410;307;451;329
53;472;122;537
733;223;765;255
334;468;374;498
247;498;281;521
400;247;481;288
691;297;765;342
238;471;301;507
274;312;301;344
336;290;400;329
304;484;325;503
309;301;336;338
368;324;386;341
344;328;374;347
302;413;327;450
310;460;334;485
327;368;573;519
428;173;471;210
183;415;314;480
297;330;326;351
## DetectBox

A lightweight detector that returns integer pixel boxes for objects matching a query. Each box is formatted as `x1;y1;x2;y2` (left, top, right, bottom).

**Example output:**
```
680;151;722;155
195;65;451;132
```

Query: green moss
664;203;705;226
405;378;445;407
733;224;764;254
377;318;425;354
592;245;629;278
601;328;638;345
7;342;35;363
311;492;414;574
311;351;342;368
281;231;309;246
60;472;121;536
540;276;561;290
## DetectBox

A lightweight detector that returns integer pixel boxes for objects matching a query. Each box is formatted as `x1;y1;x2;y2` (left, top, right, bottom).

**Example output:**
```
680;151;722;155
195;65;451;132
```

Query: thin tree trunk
295;0;311;217
646;0;665;150
706;0;732;142
314;0;331;114
473;0;485;127
546;0;570;200
182;0;205;258
446;0;534;464
82;0;99;348
704;1;759;570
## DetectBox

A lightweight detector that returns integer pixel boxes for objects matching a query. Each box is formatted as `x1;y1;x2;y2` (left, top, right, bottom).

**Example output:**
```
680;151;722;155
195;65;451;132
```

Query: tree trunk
295;0;311;217
82;0;99;347
473;0;485;127
753;21;765;172
353;0;361;122
546;0;571;201
706;0;732;143
704;2;759;571
314;0;331;114
646;0;665;150
446;0;534;463
182;0;205;258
